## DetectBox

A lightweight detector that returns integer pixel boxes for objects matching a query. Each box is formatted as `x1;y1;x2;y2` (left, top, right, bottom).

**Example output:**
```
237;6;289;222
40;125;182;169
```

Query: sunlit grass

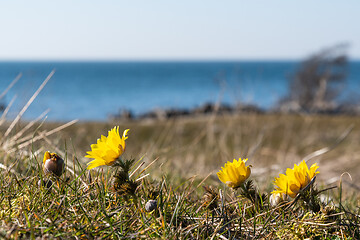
1;117;360;238
0;151;359;239
0;75;359;238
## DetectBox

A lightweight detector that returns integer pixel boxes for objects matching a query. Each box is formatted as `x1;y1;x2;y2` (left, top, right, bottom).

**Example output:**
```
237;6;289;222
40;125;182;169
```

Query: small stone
145;200;157;212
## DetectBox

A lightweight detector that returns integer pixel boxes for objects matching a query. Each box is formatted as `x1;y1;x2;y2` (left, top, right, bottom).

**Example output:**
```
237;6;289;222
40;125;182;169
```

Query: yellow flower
217;158;251;188
85;127;129;170
272;160;319;198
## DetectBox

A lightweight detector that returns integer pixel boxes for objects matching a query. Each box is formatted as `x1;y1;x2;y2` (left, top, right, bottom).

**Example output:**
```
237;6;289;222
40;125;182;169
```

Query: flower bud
37;178;53;189
269;192;288;207
43;151;65;177
145;200;157;212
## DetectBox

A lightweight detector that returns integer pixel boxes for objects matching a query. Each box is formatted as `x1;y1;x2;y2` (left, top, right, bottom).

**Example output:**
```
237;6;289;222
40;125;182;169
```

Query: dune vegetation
0;75;360;239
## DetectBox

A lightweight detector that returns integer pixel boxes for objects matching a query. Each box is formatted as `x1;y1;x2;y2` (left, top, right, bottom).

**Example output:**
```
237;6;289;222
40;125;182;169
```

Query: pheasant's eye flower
217;158;251;189
43;151;65;177
272;160;319;198
85;126;129;170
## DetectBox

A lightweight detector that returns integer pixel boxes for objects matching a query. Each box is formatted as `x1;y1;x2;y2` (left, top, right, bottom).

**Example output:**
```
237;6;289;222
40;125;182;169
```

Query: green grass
0;154;359;239
0;114;360;239
2;70;359;239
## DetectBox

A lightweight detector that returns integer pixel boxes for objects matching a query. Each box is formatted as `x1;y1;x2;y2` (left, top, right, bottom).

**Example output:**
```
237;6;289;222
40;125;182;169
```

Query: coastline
108;101;360;122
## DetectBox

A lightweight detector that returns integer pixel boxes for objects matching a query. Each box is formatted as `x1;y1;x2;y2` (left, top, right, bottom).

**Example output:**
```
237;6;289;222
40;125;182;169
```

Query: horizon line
0;57;360;62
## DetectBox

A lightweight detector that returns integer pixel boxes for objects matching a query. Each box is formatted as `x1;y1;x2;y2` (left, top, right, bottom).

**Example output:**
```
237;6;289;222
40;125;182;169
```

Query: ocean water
0;61;359;121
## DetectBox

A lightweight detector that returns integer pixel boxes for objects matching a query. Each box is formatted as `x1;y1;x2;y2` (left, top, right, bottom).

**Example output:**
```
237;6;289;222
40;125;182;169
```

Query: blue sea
0;61;359;121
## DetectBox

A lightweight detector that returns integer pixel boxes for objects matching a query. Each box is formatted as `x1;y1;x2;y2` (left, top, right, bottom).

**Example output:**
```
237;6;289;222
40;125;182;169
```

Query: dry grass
34;113;360;192
1;73;360;238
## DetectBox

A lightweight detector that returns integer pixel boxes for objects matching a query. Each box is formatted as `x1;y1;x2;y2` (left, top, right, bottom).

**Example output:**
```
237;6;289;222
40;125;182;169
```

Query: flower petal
85;126;129;169
217;158;251;188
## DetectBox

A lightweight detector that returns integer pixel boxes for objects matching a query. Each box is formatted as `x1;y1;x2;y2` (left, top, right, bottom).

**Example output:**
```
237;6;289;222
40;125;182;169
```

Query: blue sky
0;0;359;60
